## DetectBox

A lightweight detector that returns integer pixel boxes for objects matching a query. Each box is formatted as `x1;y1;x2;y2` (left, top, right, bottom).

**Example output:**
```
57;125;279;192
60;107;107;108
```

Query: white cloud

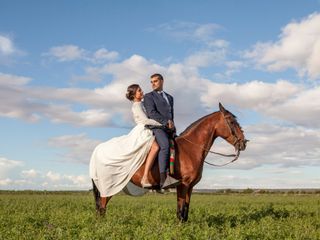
46;105;112;127
0;178;30;187
0;178;12;186
47;45;86;62
265;86;320;127
0;73;116;126
45;45;119;64
245;12;320;79
184;49;227;68
202;79;320;127
213;61;247;80
70;66;103;82
196;171;320;189
0;35;15;55
148;22;236;72
44;171;90;189
101;54;164;80
0;157;24;178
193;23;220;41
207;39;229;48
0;169;91;190
0;72;31;86
64;174;89;185
46;171;61;182
147;21;221;45
201;79;301;109
0;35;25;65
21;169;38;178
93;48;119;62
48;134;101;164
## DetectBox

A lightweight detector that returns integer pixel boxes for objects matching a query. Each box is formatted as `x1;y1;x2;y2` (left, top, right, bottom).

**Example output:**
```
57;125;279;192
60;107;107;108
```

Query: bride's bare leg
141;140;159;186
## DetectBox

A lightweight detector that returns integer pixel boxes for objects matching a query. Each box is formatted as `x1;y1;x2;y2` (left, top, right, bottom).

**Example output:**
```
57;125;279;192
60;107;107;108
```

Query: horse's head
218;103;248;152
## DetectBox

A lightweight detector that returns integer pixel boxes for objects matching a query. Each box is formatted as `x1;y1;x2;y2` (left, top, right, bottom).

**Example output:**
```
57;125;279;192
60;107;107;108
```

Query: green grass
0;192;319;239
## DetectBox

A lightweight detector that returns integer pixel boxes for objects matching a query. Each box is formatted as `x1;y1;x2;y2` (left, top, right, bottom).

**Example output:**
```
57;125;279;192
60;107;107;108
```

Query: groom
144;73;180;189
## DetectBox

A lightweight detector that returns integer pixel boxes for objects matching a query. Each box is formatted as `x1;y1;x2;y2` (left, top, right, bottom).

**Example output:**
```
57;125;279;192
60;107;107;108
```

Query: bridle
180;112;243;167
223;114;243;150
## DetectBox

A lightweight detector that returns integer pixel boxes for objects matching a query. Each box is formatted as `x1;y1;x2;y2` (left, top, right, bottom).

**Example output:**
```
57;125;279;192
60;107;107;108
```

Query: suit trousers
152;128;170;174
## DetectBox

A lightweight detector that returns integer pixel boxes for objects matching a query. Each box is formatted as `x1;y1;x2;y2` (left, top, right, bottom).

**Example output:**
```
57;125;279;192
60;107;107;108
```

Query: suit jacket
143;90;174;126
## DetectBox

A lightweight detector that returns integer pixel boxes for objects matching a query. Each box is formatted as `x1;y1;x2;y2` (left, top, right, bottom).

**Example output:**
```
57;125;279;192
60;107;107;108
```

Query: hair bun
126;84;140;101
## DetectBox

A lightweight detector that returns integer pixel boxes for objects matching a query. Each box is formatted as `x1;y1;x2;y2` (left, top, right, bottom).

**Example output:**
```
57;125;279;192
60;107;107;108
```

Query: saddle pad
169;139;175;175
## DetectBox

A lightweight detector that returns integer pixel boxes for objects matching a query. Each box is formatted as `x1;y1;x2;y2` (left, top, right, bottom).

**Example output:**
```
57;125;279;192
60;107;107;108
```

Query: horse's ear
219;102;227;114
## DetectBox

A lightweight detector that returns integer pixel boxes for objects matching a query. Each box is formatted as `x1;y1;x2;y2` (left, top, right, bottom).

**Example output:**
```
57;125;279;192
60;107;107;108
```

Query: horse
92;103;248;222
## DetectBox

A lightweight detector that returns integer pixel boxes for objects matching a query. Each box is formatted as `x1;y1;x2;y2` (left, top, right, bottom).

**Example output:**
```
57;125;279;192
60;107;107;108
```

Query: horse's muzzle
237;139;249;151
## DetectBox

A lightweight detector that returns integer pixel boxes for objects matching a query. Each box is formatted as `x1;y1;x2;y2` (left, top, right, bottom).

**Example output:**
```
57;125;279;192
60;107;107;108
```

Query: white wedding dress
89;102;161;197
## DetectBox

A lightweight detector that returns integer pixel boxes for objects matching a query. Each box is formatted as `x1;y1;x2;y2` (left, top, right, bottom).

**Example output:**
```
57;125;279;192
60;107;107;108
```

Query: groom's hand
167;120;175;130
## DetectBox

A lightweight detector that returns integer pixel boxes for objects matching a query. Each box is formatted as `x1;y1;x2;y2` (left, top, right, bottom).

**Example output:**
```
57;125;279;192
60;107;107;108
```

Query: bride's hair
126;84;140;101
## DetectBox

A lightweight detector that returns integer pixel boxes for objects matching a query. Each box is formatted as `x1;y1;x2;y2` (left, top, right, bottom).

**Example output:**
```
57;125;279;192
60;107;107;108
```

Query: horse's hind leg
92;179;101;213
99;196;112;216
92;179;112;217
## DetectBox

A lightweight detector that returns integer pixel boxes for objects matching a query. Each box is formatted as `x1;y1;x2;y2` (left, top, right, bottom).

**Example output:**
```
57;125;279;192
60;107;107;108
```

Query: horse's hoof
99;207;106;217
179;218;187;223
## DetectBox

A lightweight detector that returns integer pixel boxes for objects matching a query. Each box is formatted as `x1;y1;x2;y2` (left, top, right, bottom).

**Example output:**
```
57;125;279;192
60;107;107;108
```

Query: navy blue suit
143;90;174;174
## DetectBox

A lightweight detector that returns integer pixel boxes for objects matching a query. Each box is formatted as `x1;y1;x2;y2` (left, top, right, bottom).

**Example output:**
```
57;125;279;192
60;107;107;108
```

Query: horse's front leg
183;187;193;222
176;184;189;222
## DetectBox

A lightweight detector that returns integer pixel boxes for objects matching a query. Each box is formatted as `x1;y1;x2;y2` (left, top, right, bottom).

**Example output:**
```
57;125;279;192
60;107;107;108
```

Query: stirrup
162;175;181;189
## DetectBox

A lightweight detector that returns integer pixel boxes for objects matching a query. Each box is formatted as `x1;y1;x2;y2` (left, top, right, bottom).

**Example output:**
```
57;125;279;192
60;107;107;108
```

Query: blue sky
1;0;320;190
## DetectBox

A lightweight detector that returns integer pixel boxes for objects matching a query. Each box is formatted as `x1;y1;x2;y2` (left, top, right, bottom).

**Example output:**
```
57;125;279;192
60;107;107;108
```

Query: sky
1;0;320;190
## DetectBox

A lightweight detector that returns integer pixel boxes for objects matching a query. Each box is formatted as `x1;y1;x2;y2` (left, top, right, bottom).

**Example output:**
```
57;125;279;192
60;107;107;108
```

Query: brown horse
92;103;248;222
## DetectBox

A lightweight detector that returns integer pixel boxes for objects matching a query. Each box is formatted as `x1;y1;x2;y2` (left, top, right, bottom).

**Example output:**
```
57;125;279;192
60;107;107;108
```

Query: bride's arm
132;103;162;126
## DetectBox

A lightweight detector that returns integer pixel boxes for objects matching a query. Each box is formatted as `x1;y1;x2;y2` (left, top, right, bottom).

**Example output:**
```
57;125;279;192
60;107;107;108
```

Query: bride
89;84;162;200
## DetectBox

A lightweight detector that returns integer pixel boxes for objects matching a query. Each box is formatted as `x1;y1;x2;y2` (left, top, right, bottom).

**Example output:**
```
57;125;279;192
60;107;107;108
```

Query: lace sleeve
132;103;162;126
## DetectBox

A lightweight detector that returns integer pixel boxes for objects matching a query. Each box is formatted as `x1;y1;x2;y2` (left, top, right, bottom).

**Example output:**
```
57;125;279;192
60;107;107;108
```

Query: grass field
0;191;319;239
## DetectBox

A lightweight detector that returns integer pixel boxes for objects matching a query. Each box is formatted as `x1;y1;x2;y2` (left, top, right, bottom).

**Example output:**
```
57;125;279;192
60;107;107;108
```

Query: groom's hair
150;73;163;81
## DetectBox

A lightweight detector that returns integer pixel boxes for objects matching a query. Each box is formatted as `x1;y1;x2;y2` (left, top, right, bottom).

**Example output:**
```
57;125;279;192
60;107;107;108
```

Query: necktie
160;91;169;105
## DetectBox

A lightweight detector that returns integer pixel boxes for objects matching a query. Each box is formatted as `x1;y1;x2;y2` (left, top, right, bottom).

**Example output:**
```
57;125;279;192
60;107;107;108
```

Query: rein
180;136;240;167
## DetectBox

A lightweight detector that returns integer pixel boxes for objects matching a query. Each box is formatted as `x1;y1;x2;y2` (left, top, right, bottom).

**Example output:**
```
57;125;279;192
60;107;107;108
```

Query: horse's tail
91;179;100;211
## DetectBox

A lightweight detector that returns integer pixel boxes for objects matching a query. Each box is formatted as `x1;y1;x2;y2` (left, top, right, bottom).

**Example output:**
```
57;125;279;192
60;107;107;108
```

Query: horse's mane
225;110;237;119
178;109;239;137
179;111;218;136
223;110;243;132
